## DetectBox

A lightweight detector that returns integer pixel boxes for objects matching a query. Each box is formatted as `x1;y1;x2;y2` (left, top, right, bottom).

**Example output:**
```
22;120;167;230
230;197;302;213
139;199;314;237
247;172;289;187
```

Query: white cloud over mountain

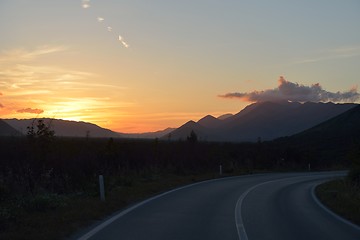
219;76;359;103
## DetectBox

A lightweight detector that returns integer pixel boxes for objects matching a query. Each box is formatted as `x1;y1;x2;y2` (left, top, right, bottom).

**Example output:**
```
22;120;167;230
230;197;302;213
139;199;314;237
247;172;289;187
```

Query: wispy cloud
17;108;44;114
219;76;360;103
107;27;112;32
97;17;104;23
294;45;360;64
0;45;129;125
0;46;66;63
0;92;3;108
0;64;94;94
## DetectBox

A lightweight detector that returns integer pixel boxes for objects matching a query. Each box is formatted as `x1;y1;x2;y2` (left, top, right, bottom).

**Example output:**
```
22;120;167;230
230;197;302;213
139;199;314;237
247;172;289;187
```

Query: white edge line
234;173;347;240
235;179;282;240
311;182;360;231
77;176;241;240
78;172;348;240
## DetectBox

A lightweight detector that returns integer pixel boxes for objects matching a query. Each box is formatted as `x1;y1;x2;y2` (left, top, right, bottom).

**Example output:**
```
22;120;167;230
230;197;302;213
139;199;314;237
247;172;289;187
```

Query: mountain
0;119;21;136
166;101;358;142
166;120;213;141
287;104;360;144
217;113;233;120
197;115;222;128
3;118;121;138
120;128;176;139
276;104;360;163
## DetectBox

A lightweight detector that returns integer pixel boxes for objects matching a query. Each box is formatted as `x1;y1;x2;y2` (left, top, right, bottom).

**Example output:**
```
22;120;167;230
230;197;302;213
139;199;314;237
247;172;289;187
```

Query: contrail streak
82;0;90;9
81;0;130;49
118;35;129;48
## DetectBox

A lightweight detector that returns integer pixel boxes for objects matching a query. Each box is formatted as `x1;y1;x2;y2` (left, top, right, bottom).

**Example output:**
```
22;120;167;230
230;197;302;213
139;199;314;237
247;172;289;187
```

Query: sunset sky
1;0;360;133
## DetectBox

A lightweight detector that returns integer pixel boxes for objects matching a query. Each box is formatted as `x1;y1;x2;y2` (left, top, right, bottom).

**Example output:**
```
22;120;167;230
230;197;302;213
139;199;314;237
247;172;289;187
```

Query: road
75;172;360;240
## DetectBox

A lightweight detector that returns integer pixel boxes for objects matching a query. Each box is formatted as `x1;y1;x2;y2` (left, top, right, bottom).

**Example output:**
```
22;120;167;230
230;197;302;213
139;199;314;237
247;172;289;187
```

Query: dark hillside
4;118;120;138
168;101;357;142
197;115;222;128
276;105;360;166
288;104;360;144
0;120;21;136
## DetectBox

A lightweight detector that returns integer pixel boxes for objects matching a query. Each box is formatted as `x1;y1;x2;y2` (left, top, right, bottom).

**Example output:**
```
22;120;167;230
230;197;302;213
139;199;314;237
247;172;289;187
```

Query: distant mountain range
120;128;176;139
166;101;358;142
2;118;174;139
1;101;358;141
3;118;120;138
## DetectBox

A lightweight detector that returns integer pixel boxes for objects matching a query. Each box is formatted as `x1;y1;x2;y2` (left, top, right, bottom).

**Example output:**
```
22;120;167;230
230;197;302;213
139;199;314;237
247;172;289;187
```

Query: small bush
21;194;68;212
347;167;360;187
0;207;16;230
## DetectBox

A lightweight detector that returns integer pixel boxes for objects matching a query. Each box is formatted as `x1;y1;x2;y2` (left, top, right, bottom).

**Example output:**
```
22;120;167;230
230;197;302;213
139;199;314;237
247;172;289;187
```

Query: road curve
75;172;360;240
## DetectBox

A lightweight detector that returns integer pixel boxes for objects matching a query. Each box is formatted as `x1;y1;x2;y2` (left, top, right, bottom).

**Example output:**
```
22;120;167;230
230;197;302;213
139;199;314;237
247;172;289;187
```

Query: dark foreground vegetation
0;119;359;239
316;179;360;226
316;145;360;226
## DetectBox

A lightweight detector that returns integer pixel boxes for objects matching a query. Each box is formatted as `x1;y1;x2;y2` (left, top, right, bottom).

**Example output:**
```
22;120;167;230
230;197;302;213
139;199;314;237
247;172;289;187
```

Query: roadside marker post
219;165;223;176
99;175;105;201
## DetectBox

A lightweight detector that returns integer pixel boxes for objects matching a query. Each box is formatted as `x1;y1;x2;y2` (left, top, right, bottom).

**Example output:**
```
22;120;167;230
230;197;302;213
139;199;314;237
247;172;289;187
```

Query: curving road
75;172;360;240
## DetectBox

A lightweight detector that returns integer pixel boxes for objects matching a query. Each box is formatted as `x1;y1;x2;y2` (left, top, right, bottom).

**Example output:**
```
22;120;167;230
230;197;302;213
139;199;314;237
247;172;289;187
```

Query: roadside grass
316;179;360;226
0;173;222;240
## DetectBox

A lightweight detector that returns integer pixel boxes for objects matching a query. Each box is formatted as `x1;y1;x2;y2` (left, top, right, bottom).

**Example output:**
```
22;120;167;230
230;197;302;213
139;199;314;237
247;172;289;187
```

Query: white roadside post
99;175;105;201
219;165;223;176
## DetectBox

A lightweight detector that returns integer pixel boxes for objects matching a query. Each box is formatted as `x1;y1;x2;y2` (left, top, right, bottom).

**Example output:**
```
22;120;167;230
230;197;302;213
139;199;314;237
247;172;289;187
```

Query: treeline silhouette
0;133;354;199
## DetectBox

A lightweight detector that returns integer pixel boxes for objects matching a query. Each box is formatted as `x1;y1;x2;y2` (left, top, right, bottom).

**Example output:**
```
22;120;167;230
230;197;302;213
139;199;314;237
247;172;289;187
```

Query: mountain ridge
2;118;175;139
275;104;360;164
0;119;22;136
3;118;121;138
165;101;358;142
2;101;358;141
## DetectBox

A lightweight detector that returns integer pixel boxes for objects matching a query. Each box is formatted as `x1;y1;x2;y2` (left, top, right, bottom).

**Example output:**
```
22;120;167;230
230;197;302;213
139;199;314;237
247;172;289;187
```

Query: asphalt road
75;172;360;240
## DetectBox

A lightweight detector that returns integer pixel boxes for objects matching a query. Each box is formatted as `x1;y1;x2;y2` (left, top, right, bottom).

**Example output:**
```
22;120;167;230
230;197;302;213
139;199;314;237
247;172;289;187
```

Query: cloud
219;76;360;103
17;108;44;114
107;26;112;32
97;17;104;23
0;64;94;96
0;46;66;63
82;0;90;9
294;45;360;65
118;35;129;48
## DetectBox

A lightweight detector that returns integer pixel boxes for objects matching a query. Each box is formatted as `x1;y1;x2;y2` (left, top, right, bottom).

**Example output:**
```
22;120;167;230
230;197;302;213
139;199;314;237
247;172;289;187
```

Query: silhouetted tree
187;130;198;143
27;119;55;141
24;119;55;194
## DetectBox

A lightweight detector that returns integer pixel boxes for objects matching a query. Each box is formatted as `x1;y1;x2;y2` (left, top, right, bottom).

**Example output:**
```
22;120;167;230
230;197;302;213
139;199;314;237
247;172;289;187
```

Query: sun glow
1;1;359;134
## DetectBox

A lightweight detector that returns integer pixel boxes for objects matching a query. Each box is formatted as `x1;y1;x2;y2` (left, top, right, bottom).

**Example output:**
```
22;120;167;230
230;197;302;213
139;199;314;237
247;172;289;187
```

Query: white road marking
235;179;282;240
77;176;239;240
311;183;360;231
234;173;345;240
